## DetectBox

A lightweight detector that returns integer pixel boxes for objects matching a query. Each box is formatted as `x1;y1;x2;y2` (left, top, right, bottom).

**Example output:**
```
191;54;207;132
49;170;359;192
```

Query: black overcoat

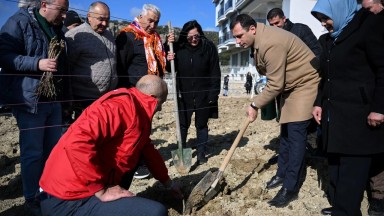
168;39;221;118
315;9;384;154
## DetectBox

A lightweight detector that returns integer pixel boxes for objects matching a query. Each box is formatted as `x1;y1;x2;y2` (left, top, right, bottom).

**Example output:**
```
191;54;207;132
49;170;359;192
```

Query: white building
213;0;325;81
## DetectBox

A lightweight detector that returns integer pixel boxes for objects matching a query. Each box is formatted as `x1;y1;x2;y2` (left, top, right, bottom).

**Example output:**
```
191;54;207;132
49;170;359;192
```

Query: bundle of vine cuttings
36;36;65;99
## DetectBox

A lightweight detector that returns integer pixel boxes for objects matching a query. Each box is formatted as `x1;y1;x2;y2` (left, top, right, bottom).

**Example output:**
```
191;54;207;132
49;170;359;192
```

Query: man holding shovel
39;75;183;216
230;14;320;208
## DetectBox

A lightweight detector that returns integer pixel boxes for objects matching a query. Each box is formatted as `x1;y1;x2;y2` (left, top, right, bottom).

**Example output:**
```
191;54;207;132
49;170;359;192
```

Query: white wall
283;0;327;38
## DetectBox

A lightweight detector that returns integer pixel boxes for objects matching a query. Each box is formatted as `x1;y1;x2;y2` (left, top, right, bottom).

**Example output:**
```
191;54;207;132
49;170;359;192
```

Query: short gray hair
18;0;40;8
141;4;161;18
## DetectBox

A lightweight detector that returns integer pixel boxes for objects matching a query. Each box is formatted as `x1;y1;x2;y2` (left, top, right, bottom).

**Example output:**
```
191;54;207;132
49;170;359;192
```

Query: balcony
224;0;235;16
218;31;236;51
235;0;249;9
217;7;227;23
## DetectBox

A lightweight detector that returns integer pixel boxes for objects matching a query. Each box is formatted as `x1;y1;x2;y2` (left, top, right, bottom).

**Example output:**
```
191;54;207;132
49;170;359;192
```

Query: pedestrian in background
245;72;253;94
223;74;229;96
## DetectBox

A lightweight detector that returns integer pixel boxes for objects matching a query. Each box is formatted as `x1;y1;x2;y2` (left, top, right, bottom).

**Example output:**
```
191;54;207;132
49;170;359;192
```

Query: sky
0;0;218;31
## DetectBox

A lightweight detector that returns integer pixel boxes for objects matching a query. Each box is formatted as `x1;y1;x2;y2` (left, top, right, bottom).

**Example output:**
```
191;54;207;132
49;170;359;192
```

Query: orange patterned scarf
120;19;166;77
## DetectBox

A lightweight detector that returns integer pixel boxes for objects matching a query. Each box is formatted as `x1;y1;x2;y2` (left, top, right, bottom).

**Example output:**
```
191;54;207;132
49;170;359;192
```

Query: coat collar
283;19;294;31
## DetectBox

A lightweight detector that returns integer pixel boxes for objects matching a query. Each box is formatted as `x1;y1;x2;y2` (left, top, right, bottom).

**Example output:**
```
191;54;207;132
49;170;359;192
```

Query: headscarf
311;0;358;39
119;18;166;77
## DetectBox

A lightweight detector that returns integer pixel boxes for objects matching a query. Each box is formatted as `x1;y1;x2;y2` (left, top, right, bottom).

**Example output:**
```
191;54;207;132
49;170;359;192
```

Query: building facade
213;0;324;81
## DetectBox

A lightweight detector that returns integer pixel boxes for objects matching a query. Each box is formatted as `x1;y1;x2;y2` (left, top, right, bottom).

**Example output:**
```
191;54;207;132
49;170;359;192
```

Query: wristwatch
250;102;258;110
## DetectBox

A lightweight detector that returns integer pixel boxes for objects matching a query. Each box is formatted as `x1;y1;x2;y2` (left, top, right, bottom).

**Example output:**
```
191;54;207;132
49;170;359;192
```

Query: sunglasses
187;34;200;41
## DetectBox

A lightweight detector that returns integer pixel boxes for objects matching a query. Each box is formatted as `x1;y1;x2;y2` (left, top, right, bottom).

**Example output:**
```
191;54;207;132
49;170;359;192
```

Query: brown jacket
253;23;320;124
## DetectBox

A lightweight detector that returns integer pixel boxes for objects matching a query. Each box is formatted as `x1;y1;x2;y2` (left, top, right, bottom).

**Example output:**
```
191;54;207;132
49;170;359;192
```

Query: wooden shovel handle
218;118;250;172
167;21;182;148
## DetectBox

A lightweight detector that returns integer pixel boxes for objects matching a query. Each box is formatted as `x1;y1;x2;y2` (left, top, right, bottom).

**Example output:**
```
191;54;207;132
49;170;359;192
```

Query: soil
0;81;369;216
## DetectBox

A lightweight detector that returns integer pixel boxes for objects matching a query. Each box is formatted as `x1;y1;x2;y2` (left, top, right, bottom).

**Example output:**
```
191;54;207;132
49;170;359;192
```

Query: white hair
141;4;161;18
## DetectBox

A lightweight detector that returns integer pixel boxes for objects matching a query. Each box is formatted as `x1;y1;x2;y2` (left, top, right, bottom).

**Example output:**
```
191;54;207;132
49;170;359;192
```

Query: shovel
184;118;251;214
168;22;192;175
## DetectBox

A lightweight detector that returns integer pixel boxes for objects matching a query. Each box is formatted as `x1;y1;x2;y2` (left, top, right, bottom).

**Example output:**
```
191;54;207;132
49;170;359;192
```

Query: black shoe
266;175;284;189
267;187;298;208
133;166;150;179
197;152;207;165
368;198;384;216
320;207;332;215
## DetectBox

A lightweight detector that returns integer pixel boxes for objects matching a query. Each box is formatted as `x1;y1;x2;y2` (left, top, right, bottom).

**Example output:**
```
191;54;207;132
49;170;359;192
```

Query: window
240;50;249;66
231;53;238;66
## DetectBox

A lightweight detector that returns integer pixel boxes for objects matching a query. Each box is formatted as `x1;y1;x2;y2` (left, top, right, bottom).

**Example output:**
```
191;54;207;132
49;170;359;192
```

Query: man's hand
38;58;57;72
312;106;322;125
246;106;258;122
94;185;135;202
164;180;184;199
367;112;384;127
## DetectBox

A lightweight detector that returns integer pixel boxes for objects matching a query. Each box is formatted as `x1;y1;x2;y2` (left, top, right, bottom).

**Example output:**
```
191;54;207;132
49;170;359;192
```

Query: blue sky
0;0;218;31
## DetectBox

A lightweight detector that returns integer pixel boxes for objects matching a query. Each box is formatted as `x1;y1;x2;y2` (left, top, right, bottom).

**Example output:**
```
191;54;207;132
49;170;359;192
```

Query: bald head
136;75;168;111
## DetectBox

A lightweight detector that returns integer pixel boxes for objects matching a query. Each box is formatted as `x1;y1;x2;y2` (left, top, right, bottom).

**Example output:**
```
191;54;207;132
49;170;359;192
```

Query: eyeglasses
187;34;200;41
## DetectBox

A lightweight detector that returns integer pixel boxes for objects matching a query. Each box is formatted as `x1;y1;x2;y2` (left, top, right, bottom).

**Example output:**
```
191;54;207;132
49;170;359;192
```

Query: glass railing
218;8;224;18
225;0;233;11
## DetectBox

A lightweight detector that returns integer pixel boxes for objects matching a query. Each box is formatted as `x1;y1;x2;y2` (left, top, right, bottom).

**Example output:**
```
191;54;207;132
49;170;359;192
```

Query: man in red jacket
39;75;182;216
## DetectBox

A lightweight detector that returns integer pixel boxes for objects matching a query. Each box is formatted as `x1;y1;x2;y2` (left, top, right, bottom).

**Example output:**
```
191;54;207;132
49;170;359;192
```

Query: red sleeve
142;141;171;184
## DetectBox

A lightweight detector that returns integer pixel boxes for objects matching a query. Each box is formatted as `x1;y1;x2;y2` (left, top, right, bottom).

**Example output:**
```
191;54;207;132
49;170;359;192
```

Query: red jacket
40;88;170;200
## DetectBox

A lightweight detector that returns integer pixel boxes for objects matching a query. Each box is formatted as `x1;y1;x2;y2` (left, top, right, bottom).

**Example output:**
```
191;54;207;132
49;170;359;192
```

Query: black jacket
166;39;221;113
284;19;322;58
315;9;384;154
116;31;164;87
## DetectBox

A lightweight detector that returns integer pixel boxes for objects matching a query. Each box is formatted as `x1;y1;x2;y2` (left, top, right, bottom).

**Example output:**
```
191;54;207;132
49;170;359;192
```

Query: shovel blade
171;148;192;175
184;170;215;214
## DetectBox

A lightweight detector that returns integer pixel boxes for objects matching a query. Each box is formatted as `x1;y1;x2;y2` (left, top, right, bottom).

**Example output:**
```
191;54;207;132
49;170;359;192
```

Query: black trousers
328;154;372;216
276;120;310;192
178;99;209;153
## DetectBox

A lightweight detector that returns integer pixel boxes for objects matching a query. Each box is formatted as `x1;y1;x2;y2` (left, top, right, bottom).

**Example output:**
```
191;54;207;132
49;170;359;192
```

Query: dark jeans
41;167;166;216
12;102;62;201
328;154;371;216
40;194;167;216
276;120;310;192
